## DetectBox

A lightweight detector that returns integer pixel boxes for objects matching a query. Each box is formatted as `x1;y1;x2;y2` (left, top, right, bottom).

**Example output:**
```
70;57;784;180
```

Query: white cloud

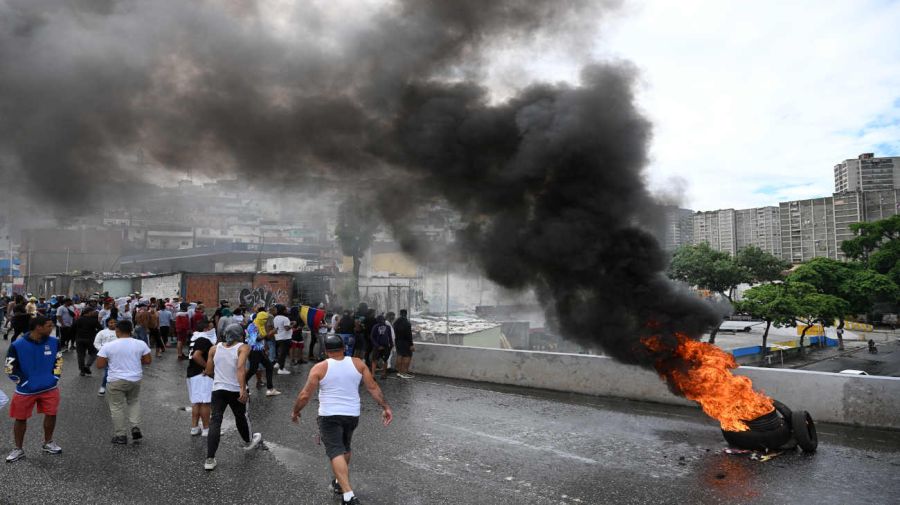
594;0;900;211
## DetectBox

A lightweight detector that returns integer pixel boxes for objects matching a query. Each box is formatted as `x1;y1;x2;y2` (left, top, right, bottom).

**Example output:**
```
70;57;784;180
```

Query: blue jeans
338;333;355;357
134;326;148;344
266;339;276;362
102;368;109;388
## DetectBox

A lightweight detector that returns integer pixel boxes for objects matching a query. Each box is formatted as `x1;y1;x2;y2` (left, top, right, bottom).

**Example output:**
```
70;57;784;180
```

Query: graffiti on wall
239;286;288;309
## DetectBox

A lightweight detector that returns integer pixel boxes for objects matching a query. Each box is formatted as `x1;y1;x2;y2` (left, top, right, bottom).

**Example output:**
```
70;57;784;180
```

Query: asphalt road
795;340;900;377
1;341;899;505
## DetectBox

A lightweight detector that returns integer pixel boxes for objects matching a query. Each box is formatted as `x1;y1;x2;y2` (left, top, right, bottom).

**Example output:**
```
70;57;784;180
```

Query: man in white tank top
201;324;262;471
291;334;392;505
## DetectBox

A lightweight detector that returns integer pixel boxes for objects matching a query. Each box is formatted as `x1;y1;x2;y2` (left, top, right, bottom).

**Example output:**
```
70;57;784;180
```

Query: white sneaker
97;387;106;396
277;369;291;375
265;389;282;397
398;373;413;379
204;458;217;471
201;428;209;437
273;363;280;370
6;448;25;463
244;432;262;451
41;441;63;454
190;427;201;436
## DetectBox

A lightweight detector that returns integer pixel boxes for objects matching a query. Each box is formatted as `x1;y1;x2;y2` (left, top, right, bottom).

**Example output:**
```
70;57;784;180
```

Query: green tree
842;214;900;288
788;257;898;349
335;198;379;303
735;283;797;364
669;243;750;302
788;281;849;354
735;245;789;284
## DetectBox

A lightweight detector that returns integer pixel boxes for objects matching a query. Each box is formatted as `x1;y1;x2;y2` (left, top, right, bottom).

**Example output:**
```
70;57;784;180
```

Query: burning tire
721;400;816;453
721;408;792;451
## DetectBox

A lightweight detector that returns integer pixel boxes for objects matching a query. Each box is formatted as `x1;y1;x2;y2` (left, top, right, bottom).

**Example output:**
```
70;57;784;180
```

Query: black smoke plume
0;0;719;367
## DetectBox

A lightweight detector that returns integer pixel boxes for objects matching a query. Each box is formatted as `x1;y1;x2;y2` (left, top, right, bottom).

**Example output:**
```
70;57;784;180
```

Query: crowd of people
1;291;415;505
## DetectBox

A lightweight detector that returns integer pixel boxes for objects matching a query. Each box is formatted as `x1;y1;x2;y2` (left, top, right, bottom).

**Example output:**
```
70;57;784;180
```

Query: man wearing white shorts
187;318;216;436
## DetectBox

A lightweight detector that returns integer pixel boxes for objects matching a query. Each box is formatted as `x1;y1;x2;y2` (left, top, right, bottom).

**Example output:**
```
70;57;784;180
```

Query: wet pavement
793;340;900;377
1;344;899;505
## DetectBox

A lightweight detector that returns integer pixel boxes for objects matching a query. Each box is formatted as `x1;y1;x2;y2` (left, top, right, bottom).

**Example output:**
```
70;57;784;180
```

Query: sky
265;0;900;213
593;0;900;212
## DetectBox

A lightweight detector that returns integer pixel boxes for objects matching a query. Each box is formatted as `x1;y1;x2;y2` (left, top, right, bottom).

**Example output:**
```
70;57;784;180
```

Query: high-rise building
779;189;900;264
693;209;736;255
735;206;781;257
834;153;900;193
779;197;837;263
832;192;863;259
662;207;694;251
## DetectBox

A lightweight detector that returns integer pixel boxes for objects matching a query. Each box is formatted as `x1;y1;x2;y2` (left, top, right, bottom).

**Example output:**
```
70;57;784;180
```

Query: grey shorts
317;415;359;459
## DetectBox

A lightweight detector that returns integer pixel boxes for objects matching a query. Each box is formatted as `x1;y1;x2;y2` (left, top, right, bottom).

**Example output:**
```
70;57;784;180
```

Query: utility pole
445;216;451;344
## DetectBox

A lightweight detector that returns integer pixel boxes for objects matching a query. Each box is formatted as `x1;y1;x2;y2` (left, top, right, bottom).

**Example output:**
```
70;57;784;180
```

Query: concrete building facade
735;206;781;257
834;153;900;193
777;190;900;264
692;209;736;255
779;197;837;263
662;207;694;251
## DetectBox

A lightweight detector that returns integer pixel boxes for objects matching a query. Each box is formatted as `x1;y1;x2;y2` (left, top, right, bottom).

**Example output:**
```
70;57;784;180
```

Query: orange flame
642;332;773;432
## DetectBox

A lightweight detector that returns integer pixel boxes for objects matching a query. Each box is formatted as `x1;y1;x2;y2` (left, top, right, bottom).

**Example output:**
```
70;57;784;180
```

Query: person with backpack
244;311;279;397
368;315;393;380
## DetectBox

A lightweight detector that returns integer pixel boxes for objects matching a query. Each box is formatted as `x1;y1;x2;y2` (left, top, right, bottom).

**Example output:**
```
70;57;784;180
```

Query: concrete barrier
412;343;900;430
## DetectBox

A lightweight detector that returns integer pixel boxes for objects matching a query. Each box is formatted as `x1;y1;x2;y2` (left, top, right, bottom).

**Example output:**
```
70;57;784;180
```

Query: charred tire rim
791;410;818;452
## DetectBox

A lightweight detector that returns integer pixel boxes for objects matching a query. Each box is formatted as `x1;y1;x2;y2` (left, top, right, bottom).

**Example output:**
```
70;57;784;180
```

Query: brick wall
183;273;293;308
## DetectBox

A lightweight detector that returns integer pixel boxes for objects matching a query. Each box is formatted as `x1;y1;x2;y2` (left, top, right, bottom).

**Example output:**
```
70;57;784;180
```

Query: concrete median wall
412;343;900;430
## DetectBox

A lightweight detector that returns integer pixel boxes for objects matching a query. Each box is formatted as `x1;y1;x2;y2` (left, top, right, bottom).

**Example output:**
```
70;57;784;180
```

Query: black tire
722;424;792;451
791;410;818;453
772;400;792;425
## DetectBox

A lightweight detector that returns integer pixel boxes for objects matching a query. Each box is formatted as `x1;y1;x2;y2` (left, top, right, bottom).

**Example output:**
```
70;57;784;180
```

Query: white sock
343;491;355;501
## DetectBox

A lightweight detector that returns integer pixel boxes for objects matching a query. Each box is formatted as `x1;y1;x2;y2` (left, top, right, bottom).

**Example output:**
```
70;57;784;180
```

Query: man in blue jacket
4;315;63;463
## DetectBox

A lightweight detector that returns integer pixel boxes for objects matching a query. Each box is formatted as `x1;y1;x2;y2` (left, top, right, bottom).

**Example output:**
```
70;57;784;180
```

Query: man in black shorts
291;335;392;505
393;309;415;379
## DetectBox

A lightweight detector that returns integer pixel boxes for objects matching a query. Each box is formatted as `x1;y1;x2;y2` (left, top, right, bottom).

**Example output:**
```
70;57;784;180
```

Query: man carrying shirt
5;315;64;462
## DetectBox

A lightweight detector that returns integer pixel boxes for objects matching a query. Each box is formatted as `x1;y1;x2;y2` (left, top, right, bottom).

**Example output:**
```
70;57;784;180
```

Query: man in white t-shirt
96;320;151;445
272;305;294;375
93;318;119;396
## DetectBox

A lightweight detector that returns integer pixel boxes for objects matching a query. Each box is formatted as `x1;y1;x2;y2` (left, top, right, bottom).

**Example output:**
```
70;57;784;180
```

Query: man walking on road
4;316;64;462
73;307;102;376
96;320;151;445
202;324;262;471
56;298;75;352
291;334;393;505
93;317;118;396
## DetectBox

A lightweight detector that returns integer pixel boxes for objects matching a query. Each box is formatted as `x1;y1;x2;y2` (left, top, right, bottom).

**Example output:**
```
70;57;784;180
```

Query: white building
834;153;900;193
